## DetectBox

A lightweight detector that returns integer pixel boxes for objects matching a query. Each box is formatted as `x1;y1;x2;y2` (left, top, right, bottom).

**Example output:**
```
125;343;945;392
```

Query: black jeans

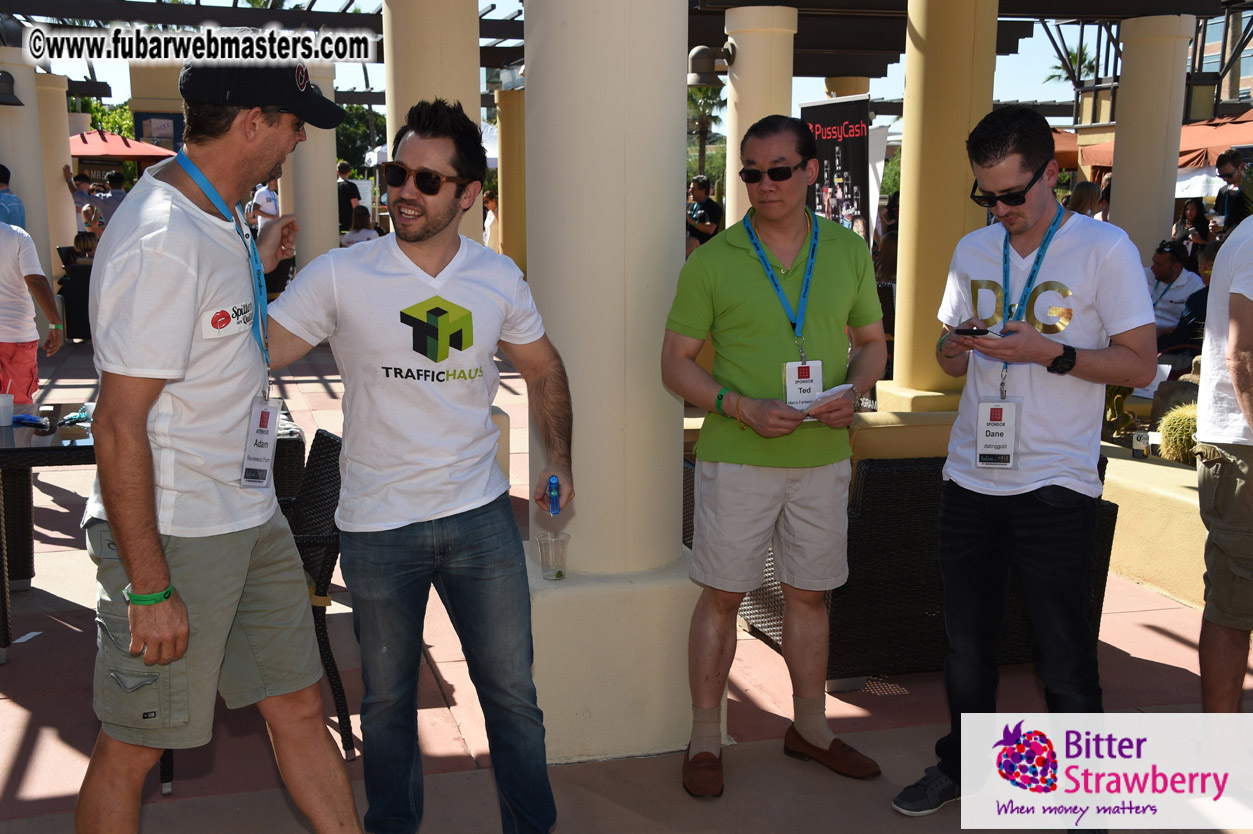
934;480;1103;780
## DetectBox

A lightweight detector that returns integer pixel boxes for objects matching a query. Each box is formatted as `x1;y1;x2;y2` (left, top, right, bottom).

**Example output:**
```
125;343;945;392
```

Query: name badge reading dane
976;398;1022;469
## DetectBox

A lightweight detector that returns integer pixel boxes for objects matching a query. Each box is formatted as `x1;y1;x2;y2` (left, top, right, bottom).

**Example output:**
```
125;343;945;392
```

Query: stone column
494;89;526;273
1110;15;1196;264
875;0;997;412
524;0;699;761
288;63;340;269
35;72;77;260
382;0;483;239
723;6;798;225
0;49;51;279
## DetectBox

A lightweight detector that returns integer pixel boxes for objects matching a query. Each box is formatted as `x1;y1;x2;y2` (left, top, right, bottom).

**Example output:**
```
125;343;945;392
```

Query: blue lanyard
742;209;820;360
1150;280;1171;308
1002;202;1064;325
176;150;270;367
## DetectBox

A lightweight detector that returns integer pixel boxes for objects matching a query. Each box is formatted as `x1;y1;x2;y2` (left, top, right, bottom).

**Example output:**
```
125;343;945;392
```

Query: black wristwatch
1046;344;1077;375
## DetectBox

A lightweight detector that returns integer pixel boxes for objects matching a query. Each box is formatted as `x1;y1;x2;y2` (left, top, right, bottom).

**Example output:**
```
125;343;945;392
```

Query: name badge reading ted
976;397;1022;469
241;398;280;488
784;360;823;412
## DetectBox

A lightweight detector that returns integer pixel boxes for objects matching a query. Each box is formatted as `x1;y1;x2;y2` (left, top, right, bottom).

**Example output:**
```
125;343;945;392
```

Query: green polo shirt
666;211;881;467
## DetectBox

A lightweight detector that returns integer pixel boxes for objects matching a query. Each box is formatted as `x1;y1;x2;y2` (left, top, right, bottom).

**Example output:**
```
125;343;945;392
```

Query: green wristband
123;582;173;605
49;324;64;330
715;387;731;416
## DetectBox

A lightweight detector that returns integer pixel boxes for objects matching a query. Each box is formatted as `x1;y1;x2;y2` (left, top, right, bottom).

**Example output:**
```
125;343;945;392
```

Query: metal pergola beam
697;0;1222;19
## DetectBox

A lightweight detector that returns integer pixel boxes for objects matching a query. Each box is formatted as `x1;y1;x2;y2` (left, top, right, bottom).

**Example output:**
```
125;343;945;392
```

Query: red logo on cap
990;407;1003;422
211;310;231;330
797;365;810;380
294;63;308;92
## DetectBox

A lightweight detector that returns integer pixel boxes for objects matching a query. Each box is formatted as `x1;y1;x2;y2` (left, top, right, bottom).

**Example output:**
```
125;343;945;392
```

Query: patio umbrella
68;129;175;161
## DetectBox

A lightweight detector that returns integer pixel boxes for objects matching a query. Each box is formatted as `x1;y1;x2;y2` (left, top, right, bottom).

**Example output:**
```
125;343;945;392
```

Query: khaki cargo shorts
1197;442;1253;631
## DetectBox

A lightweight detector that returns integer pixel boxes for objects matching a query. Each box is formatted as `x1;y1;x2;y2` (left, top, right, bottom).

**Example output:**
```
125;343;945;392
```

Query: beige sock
792;695;835;749
689;705;722;757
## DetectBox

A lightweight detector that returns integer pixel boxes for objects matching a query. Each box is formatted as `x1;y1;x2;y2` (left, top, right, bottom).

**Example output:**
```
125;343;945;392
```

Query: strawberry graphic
992;721;1058;793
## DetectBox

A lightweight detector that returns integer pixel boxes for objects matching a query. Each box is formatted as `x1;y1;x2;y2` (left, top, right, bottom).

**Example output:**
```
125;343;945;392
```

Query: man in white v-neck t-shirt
269;98;572;834
892;105;1157;819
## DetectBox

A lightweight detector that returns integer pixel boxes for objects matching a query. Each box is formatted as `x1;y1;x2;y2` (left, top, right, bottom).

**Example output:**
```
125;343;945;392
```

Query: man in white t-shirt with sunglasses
269;98;572;834
892;105;1156;818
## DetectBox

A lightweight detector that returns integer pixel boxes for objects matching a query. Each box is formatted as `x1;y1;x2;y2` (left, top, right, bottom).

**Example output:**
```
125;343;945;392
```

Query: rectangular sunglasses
382;162;471;196
968;159;1049;208
738;160;807;184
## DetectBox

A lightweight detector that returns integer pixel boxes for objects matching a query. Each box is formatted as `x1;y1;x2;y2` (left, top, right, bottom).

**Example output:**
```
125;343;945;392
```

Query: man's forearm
1229;348;1253;431
93;414;169;592
25;276;63;326
846;339;887;396
529;355;573;467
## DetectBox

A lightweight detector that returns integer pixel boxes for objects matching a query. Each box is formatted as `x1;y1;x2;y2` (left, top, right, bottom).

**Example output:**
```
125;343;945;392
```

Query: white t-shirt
340;228;379;247
270;234;544;531
253;184;279;232
483;209;501;253
1198;218;1253;446
86;160;276;537
0;223;45;343
939;213;1156;497
1144;266;1205;331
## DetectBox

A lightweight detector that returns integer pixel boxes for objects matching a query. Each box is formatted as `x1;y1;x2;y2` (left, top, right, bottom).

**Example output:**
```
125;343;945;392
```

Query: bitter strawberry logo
211;310;231;330
994;721;1058;793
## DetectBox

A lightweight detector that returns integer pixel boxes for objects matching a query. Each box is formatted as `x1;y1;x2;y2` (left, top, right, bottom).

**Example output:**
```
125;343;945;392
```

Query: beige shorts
87;510;322;749
690;459;851;593
1197;442;1253;631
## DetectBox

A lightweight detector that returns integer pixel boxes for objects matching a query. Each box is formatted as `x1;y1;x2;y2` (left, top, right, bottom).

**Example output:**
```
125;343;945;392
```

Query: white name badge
975;397;1022;469
783;360;823;412
241;397;280;488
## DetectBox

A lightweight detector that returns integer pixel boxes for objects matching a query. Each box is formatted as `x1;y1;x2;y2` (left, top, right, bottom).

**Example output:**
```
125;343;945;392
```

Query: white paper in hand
805;383;854;416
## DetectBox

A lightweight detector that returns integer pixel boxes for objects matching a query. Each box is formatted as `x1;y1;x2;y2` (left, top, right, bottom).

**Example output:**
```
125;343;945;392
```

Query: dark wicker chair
279;428;356;761
734;456;1117;683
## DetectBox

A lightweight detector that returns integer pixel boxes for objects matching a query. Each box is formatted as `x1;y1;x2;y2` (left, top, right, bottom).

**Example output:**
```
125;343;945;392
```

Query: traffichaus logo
401;295;473;362
962;713;1246;829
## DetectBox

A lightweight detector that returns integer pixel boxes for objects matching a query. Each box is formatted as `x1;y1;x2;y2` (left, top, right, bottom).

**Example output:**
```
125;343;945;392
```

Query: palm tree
688;86;725;176
1044;45;1098;87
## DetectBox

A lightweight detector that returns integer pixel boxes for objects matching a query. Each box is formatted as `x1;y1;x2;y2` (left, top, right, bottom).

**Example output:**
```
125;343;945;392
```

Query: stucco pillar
875;0;997;412
0;49;52;282
494;89;526;273
288;63;340;269
724;6;798;224
1110;15;1196;264
824;76;870;98
524;0;699;761
35;72;77;260
382;0;483;240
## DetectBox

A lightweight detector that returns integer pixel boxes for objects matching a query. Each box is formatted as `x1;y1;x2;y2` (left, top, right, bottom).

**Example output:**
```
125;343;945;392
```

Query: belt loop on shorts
1194;442;1223;460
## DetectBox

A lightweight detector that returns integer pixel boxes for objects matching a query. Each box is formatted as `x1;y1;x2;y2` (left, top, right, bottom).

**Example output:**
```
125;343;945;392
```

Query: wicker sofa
702;411;1116;686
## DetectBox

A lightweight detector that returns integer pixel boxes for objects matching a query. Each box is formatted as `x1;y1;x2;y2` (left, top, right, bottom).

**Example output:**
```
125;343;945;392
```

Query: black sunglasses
1218;167;1240;182
738;160;808;184
382;162;471;195
969;160;1050;208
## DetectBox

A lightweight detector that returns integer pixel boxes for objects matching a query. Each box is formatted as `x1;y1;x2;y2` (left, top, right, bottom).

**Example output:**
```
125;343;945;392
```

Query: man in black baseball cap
75;60;362;834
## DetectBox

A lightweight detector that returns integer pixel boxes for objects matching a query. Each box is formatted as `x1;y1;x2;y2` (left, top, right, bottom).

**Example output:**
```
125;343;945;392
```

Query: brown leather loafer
783;725;881;779
681;745;724;798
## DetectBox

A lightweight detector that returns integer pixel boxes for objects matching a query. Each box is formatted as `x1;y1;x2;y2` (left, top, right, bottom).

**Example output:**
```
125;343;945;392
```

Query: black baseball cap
178;62;345;129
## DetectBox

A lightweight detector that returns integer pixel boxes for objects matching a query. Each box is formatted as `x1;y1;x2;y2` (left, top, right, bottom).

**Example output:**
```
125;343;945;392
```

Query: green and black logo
400;296;474;362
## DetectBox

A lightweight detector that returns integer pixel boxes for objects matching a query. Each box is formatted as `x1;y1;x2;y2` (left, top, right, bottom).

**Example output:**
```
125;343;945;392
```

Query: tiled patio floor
2;340;1250;833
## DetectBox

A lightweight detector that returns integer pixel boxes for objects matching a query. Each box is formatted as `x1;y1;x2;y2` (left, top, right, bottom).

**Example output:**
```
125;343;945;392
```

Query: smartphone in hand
955;327;1002;338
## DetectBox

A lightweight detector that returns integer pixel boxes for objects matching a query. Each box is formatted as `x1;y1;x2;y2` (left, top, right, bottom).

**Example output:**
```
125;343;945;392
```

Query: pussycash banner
800;94;871;245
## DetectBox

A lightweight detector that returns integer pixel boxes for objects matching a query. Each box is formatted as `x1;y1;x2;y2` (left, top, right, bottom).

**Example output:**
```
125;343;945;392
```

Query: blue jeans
933;480;1103;780
340;493;556;834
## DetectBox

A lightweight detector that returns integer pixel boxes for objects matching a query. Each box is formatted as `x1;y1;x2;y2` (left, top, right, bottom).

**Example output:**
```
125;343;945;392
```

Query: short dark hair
337;160;352;176
966;105;1054;173
390;99;487;196
739;114;818;162
1155;239;1187;265
106;171;124;188
0;164;9;184
73;173;91;184
183;101;283;144
482;189;497;202
690;174;711;192
1217;148;1244;170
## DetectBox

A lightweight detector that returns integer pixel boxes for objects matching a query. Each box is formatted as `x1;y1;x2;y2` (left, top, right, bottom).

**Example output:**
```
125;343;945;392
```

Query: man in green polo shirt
661;114;886;799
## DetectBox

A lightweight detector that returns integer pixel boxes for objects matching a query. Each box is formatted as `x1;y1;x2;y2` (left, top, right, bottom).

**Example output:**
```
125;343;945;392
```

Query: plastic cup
534;531;569;580
0;394;13;427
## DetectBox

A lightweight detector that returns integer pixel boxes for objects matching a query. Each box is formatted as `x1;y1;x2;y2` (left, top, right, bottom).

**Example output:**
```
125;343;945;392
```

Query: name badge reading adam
975;397;1022;469
784;360;823;411
241;397;279;488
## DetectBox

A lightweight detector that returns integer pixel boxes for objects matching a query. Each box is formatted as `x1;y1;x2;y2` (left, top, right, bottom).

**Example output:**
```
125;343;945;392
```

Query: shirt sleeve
501;268;546;344
15;228;45;277
937;245;976;328
665;253;714;340
268;252;339;346
706;200;723;227
1096;234;1157;337
1232;248;1253;302
846;240;882;328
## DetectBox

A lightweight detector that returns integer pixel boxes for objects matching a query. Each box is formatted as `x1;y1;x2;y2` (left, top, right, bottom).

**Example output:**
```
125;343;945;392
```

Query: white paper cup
534;531;570;580
0;393;13;427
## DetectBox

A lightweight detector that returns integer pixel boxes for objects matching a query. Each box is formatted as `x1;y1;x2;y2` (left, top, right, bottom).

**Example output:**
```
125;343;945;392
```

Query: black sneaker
891;765;960;816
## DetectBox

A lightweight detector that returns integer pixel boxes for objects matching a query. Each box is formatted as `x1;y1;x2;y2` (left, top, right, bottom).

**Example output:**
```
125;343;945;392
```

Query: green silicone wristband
124;582;173;605
715;387;730;416
49;324;64;330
